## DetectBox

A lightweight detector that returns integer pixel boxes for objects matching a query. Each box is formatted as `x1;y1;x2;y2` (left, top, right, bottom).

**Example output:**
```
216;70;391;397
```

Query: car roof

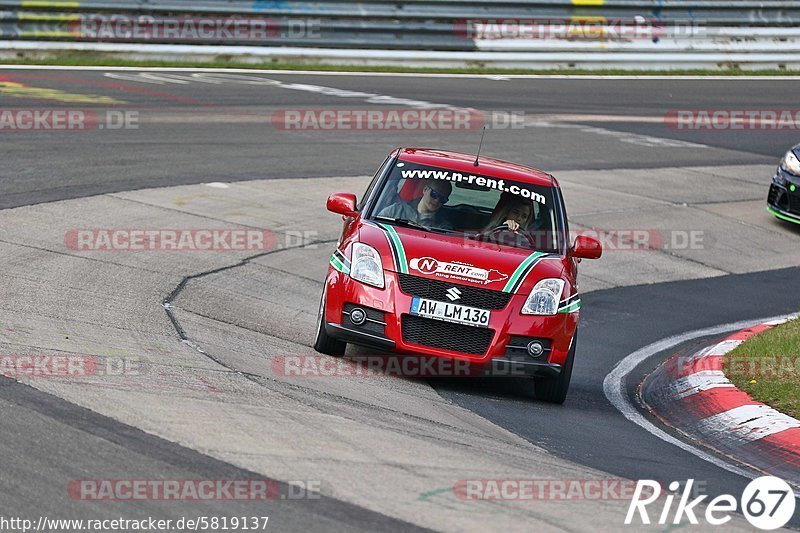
395;147;556;187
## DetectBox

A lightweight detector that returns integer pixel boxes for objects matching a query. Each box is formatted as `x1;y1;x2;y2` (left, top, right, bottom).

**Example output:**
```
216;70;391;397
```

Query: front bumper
768;168;800;224
322;269;578;374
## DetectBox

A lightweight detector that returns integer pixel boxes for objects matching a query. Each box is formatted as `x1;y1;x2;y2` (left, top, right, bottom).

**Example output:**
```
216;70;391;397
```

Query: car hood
360;221;564;294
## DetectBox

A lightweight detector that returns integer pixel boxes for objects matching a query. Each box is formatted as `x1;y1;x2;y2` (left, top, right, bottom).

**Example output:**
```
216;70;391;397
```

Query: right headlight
521;278;565;316
780;150;800;175
349;242;385;289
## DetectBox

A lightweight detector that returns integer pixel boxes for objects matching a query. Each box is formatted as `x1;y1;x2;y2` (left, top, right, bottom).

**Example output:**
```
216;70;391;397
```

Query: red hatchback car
314;148;601;403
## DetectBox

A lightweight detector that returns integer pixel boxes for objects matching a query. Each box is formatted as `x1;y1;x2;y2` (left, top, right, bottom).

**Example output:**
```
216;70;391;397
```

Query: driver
378;179;453;230
484;192;534;232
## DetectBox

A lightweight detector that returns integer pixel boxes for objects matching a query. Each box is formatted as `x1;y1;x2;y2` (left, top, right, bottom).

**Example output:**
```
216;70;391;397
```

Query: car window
358;154;393;210
369;160;562;252
448;183;501;209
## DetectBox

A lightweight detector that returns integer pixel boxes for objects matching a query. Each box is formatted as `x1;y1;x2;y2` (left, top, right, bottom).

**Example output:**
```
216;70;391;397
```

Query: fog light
350;308;367;326
527;341;544;358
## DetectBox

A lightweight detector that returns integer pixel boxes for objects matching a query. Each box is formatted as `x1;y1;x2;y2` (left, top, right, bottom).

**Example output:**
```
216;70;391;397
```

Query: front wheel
534;333;576;404
313;286;346;356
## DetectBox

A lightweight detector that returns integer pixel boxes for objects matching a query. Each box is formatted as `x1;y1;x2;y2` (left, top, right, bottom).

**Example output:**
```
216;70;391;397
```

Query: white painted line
1;63;800;81
695;404;800;444
95;70;711;151
603;313;798;487
101;71;457;110
764;317;791;326
524;118;711;149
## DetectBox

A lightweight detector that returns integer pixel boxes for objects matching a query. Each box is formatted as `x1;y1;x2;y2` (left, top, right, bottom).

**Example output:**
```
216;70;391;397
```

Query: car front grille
397;273;513;310
401;315;494;355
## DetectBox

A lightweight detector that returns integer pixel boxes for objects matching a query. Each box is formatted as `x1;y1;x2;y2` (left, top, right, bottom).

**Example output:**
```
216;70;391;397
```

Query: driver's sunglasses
428;188;449;204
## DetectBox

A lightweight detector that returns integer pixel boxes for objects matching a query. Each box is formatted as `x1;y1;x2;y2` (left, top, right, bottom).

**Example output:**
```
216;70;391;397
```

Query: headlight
780;150;800;175
349;242;385;289
521;278;565;316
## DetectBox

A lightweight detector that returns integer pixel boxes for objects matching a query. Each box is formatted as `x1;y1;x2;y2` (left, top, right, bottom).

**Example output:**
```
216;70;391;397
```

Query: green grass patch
725;317;800;419
1;52;800;76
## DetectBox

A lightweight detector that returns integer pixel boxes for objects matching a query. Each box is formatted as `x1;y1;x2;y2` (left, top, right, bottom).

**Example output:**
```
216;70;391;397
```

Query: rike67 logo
626;477;796;530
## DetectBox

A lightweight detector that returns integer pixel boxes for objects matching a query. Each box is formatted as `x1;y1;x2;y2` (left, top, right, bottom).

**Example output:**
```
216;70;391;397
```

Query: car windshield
369;160;562;252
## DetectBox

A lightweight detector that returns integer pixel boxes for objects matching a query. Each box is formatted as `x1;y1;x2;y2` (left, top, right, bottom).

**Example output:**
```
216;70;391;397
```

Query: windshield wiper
373;216;432;232
373;216;459;235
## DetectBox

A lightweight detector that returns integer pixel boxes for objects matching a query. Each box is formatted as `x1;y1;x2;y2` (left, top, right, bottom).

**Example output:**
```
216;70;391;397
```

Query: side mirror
327;193;358;217
570;235;602;260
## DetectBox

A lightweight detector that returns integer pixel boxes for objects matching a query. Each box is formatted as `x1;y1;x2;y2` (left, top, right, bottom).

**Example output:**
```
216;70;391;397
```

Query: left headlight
521;278;565;316
780;150;800;175
349;242;385;289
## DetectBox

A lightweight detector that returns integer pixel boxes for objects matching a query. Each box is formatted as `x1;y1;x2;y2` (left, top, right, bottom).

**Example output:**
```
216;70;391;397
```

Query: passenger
378;179;453;229
484;192;535;232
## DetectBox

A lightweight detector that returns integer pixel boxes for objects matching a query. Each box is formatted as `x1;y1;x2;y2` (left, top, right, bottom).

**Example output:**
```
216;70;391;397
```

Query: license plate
410;297;490;328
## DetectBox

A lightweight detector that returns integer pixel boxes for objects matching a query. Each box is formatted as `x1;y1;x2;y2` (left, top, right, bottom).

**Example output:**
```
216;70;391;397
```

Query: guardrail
0;1;798;23
0;1;798;69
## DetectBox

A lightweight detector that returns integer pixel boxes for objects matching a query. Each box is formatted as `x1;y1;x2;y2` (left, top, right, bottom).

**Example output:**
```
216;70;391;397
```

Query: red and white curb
640;318;800;486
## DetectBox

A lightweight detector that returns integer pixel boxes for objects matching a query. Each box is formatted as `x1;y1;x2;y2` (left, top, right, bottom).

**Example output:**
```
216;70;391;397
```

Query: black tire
313;287;346;356
534;333;576;404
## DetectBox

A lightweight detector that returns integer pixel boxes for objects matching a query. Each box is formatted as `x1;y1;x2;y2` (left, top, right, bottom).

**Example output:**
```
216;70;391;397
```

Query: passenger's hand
505;219;520;231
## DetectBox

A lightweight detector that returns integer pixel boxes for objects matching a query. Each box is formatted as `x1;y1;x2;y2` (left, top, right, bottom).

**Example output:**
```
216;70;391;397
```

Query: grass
725;317;800;419
1;52;800;76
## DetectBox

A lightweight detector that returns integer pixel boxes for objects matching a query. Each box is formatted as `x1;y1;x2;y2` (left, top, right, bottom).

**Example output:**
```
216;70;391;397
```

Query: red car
314;148;602;403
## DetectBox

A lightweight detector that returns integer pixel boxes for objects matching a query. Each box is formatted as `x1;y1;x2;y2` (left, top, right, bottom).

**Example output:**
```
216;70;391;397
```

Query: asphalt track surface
433;267;800;529
0;378;427;532
1;68;800;530
0;69;793;209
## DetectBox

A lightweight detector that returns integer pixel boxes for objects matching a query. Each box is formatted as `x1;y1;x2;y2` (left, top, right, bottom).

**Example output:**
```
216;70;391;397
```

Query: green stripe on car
377;223;409;274
767;206;800;225
502;252;545;293
333;249;350;268
558;300;582;313
330;254;350;274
